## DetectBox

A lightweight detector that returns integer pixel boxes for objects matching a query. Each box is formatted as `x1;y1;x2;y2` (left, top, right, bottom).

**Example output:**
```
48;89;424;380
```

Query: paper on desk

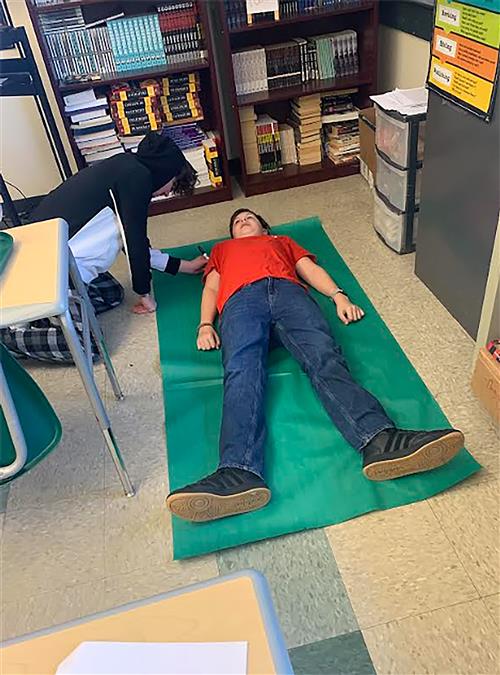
370;87;428;116
56;641;248;675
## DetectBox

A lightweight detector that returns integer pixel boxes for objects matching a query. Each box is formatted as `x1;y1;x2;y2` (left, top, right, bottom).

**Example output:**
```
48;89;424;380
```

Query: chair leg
57;309;135;497
68;251;124;401
0;360;28;480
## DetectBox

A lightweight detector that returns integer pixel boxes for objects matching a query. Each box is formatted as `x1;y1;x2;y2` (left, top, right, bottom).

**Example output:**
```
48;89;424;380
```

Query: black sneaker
362;428;464;481
166;467;271;522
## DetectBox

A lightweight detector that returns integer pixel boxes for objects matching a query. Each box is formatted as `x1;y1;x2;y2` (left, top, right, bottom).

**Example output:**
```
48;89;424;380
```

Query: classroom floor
1;175;499;674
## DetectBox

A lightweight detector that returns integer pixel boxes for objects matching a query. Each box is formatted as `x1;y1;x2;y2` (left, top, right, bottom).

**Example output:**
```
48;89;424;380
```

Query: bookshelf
211;0;379;196
26;0;232;215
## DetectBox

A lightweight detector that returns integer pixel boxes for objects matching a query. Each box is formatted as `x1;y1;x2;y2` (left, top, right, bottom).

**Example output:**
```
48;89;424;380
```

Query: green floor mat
153;217;481;560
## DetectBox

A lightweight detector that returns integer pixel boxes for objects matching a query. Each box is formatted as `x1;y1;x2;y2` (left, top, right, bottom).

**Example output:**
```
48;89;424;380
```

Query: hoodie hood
136;132;186;191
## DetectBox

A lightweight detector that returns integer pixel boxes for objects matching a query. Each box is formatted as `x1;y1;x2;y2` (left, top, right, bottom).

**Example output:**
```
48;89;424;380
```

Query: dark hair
171;161;198;196
229;208;272;237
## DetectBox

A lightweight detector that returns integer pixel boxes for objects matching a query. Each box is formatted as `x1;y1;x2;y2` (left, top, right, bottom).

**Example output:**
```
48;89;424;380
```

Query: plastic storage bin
375;106;426;169
376;150;422;211
373;188;419;254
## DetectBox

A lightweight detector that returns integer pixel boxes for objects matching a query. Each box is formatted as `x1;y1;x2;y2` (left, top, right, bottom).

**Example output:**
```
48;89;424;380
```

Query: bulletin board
427;0;500;121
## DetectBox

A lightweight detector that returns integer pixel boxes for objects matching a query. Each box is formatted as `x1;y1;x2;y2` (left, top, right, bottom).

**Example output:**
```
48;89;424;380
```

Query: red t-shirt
203;234;315;313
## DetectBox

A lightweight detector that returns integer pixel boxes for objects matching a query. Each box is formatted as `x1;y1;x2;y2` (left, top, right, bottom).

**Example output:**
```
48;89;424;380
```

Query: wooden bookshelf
26;0;232;214
211;1;379;197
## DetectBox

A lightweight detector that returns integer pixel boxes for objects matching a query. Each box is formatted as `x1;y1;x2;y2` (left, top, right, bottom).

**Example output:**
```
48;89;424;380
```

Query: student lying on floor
0;133;206;364
166;209;465;523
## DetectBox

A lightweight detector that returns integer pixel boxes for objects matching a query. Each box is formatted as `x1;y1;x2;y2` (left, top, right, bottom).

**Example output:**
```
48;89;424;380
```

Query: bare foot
132;294;157;314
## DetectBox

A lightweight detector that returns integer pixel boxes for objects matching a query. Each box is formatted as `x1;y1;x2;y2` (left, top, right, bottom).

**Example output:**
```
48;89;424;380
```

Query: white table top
0;219;69;328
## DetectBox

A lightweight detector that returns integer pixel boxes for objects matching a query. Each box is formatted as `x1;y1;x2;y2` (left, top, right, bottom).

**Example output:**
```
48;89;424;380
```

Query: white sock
150;248;170;272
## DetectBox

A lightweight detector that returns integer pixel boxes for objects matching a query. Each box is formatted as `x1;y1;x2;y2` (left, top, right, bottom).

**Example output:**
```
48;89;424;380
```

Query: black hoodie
30;133;186;295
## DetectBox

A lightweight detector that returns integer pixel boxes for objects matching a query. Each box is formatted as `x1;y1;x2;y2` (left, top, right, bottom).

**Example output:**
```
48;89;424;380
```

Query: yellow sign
429;56;495;112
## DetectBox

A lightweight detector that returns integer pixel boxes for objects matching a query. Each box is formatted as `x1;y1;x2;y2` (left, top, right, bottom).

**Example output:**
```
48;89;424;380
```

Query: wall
378;25;430;91
0;1;76;198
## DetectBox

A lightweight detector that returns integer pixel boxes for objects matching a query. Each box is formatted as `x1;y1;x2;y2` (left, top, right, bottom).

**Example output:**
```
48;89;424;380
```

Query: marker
198;245;209;260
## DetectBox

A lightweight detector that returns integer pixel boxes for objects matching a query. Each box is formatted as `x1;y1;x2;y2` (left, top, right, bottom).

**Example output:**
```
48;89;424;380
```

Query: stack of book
107;14;166;73
321;88;358;121
160;124;223;190
158;0;206;64
255;115;282;173
109;80;164;136
323;116;359;165
265;42;302;91
162;72;204;124
203;132;224;188
232;47;268;96
289;94;322;165
308;31;359;79
321;91;359;165
108;72;203;136
279;123;298;165
239;106;260;174
64;89;124;165
41;6;116;84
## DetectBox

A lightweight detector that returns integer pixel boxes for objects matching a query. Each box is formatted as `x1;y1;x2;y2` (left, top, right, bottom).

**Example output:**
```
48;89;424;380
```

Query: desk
0;219;133;495
1;571;293;675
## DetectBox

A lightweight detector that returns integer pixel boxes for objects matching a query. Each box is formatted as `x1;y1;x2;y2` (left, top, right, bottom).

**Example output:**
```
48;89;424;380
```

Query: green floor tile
289;631;376;675
217;529;357;649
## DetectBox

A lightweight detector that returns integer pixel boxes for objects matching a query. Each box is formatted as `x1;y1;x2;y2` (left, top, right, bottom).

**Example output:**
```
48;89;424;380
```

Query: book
279;123;298;165
158;1;206;64
255;114;282;173
321;91;360;165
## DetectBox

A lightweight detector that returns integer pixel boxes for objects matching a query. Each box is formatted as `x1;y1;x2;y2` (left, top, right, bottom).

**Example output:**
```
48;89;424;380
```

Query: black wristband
165;256;181;275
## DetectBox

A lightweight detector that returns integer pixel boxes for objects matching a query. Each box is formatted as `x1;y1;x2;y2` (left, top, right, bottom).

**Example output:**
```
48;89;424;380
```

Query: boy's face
232;211;266;239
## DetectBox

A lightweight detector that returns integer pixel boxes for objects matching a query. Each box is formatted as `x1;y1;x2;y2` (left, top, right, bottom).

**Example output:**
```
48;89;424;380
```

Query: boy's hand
335;295;365;325
179;256;207;275
197;325;220;350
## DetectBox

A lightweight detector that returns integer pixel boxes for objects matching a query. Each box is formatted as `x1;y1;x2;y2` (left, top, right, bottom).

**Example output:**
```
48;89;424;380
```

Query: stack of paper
370;87;428;116
56;641;248;675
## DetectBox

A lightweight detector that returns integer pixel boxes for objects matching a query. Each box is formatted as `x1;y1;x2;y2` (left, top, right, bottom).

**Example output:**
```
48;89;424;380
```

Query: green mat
153;217;481;560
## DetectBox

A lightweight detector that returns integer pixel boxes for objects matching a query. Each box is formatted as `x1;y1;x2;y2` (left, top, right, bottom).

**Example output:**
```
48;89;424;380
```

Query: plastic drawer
375;107;426;168
376;152;422;211
373;190;418;254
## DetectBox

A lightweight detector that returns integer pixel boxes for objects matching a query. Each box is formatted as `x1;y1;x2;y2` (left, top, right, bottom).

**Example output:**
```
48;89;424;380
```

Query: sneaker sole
363;431;464;481
166;487;271;522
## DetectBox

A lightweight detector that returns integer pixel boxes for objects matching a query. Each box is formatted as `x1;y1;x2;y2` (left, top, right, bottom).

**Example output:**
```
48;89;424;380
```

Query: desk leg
68;252;124;401
58;309;135;497
0;359;28;481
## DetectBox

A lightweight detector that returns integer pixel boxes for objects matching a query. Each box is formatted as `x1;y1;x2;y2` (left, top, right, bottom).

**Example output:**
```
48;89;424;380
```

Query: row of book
232;31;359;96
108;73;204;137
107;14;166;73
239;90;359;173
39;3;206;84
158;1;206;63
63;85;223;187
224;0;366;29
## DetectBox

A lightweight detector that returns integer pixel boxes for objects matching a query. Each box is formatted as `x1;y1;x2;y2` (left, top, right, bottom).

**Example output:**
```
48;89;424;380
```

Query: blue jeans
218;278;394;479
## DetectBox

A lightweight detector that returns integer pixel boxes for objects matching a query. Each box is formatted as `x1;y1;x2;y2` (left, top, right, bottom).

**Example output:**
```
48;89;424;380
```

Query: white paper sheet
246;0;279;15
370;87;428;116
56;641;248;675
